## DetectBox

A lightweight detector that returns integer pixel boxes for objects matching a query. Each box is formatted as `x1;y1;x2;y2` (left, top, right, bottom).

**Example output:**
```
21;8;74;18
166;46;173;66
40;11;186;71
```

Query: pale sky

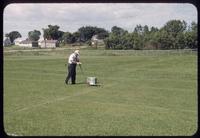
3;3;197;39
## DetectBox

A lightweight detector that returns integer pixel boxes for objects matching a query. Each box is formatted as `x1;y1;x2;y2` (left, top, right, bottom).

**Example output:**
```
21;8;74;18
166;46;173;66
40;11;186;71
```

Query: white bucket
87;77;97;85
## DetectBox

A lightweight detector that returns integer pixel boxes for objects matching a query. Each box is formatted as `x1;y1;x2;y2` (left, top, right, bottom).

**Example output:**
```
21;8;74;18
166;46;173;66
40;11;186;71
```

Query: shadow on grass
64;81;102;87
77;82;102;87
76;82;87;85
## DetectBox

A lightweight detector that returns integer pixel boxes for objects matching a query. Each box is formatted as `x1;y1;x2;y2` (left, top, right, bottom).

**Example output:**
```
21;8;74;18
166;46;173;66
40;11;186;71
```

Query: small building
91;35;98;41
40;40;59;48
14;38;38;48
17;39;38;48
3;37;11;46
18;40;33;47
38;38;43;46
14;38;23;45
91;35;104;48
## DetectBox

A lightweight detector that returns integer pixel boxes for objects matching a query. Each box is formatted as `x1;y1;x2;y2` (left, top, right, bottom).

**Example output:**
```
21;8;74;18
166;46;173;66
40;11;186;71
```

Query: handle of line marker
79;64;84;74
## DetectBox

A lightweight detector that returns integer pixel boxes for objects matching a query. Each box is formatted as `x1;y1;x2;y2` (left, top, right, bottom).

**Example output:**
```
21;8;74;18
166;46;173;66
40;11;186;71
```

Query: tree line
5;19;197;50
104;20;197;50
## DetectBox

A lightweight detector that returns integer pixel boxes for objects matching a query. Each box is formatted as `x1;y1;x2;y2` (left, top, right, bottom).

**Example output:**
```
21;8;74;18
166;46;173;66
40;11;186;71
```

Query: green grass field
3;48;197;136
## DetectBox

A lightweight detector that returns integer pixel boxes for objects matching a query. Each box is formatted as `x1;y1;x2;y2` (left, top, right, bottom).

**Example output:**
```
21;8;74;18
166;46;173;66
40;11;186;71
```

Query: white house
40;40;58;48
91;35;99;41
14;38;24;45
38;38;43;46
15;39;38;48
18;40;33;47
3;37;11;46
91;35;104;46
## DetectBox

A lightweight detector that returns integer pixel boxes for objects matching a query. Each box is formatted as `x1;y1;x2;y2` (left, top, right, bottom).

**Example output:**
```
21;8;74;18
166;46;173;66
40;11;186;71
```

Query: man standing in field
65;50;81;84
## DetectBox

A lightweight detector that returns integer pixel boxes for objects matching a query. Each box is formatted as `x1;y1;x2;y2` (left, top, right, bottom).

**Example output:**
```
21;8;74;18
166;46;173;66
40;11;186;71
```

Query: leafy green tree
106;33;134;50
62;32;75;44
121;33;134;50
78;26;108;42
73;32;81;42
43;28;50;40
111;26;127;36
104;33;121;49
104;20;197;50
150;27;159;33
175;33;186;49
104;26;129;50
7;31;22;43
162;20;187;38
184;21;197;49
96;31;109;39
57;31;64;42
154;20;187;49
133;25;150;49
143;25;150;34
43;25;63;40
143;25;152;48
134;25;143;35
5;33;9;37
131;32;144;50
92;27;109;39
148;31;161;49
79;26;95;41
28;30;41;41
156;30;174;49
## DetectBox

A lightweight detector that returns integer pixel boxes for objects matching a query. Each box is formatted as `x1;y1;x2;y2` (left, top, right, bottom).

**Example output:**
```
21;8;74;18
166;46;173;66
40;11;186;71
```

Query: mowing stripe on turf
5;91;196;116
87;101;196;114
4;85;102;115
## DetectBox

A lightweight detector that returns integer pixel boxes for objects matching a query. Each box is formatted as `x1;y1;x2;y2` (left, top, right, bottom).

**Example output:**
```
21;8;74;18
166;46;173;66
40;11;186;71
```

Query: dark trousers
65;64;77;84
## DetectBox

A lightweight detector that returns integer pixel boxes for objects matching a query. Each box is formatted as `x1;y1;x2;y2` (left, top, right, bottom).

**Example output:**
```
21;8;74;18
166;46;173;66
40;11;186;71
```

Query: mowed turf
3;49;197;136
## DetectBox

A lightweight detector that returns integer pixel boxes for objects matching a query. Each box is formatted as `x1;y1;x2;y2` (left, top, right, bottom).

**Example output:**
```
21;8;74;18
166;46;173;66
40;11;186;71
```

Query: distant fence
3;48;197;57
97;49;197;56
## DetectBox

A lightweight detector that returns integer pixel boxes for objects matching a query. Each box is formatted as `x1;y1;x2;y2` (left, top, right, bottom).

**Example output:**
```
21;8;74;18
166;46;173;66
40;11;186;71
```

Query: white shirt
68;53;80;64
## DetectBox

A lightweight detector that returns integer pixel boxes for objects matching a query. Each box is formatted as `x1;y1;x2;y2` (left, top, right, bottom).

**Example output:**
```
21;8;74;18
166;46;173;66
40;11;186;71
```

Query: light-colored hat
74;50;80;55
